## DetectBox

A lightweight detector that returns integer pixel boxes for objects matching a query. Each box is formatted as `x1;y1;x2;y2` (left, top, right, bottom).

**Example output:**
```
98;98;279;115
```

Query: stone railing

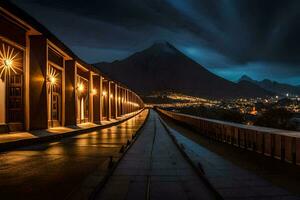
157;108;300;165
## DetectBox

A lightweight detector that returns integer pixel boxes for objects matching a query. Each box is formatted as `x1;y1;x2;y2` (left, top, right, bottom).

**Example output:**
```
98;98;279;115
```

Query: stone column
65;60;76;126
29;35;48;130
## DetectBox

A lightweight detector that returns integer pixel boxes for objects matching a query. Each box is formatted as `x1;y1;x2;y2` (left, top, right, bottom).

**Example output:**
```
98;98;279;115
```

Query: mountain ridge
239;75;300;95
95;42;273;99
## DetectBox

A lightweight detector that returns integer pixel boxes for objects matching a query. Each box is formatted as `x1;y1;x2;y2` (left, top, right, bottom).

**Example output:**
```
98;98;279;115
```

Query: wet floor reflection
0;110;149;200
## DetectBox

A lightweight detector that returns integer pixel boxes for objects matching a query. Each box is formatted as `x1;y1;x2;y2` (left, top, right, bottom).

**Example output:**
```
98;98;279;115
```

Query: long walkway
0;110;148;200
95;110;218;200
160;114;300;199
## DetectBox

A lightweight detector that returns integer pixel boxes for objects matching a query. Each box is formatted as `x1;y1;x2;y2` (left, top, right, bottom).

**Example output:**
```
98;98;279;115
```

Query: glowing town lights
102;91;107;97
286;93;289;97
92;88;97;95
77;83;84;93
0;44;23;79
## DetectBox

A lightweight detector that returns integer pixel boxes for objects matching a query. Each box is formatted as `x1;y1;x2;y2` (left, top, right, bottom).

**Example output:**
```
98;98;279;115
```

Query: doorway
48;65;62;127
76;76;89;124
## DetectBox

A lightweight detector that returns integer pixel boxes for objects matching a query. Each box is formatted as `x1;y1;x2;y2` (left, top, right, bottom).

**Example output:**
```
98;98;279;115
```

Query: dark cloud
11;0;300;84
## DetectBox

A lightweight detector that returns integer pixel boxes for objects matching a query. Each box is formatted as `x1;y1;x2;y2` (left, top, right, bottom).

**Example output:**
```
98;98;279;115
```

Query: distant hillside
95;42;273;99
239;75;300;95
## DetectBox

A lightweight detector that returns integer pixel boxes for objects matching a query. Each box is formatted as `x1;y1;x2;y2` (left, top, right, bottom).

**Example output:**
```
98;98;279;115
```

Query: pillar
29;35;48;130
92;75;100;124
114;84;118;118
108;81;111;120
99;76;103;122
65;60;76;126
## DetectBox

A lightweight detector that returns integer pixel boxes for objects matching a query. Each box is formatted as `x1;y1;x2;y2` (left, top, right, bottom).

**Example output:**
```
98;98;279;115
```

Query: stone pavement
95;110;218;200
0;110;142;151
161;119;300;200
0;110;149;200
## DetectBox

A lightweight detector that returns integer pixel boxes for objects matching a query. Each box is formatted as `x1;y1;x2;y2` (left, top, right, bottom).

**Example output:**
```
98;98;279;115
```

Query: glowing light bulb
49;76;56;85
4;59;12;68
92;88;97;95
78;83;84;92
102;91;107;96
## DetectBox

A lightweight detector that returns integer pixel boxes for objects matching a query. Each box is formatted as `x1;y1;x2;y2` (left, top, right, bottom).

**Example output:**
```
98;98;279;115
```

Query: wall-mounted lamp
48;75;56;86
47;68;59;86
91;88;97;95
0;44;23;80
77;83;84;93
4;59;12;68
102;91;107;97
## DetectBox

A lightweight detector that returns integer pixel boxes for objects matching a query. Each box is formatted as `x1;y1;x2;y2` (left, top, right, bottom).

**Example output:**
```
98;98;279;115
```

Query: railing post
281;136;285;161
271;134;276;158
292;138;296;164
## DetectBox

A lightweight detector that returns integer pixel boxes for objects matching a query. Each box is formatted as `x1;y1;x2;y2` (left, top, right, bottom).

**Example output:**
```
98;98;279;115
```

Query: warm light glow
77;83;84;92
0;43;23;79
102;91;107;97
92;88;97;95
4;59;12;68
110;94;113;99
47;67;59;86
49;76;56;85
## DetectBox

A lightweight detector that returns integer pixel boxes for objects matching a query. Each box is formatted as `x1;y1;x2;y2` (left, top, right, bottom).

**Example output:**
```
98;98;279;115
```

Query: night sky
12;0;300;85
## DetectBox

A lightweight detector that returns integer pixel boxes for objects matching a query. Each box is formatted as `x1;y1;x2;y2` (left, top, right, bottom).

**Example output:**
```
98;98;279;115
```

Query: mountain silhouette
95;42;273;99
239;75;300;95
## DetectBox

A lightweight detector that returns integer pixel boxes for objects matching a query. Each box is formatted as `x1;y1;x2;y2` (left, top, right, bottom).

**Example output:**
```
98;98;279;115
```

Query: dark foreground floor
0;110;148;200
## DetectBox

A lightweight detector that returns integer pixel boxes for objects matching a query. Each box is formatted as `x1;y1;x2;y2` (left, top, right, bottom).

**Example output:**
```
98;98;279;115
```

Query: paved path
0;110;148;200
160;115;300;200
95;110;217;200
0;111;141;145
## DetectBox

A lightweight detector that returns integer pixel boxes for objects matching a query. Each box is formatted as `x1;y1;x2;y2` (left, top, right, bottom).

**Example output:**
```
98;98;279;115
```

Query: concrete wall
157;108;300;166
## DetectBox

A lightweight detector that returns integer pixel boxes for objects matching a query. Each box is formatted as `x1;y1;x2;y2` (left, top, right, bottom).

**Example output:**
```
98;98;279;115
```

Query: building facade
0;2;144;133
